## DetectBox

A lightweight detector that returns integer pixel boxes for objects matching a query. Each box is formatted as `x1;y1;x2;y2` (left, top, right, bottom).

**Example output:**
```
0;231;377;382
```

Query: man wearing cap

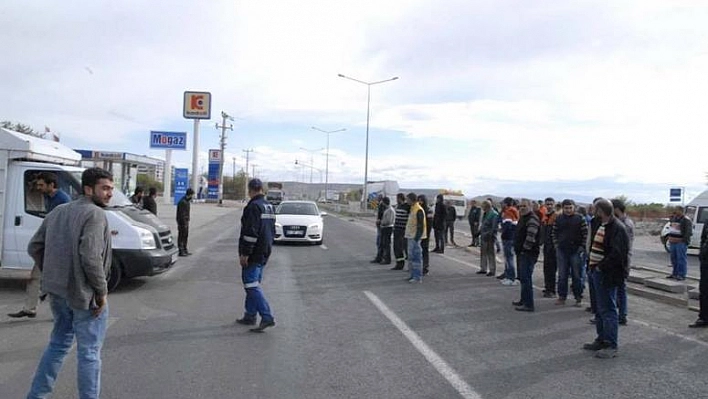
176;188;194;257
236;179;276;332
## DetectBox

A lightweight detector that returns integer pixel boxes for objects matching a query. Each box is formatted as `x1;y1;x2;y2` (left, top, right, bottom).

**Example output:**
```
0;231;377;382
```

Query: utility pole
215;111;234;205
251;164;258;179
242;149;254;200
232;157;236;198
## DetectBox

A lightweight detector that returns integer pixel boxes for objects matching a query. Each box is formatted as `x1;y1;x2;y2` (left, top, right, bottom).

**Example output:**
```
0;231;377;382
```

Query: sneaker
7;310;37;318
408;278;422;284
249;319;276;333
543;292;557;298
583;341;608;351
595;347;618;359
501;279;516;286
235;317;257;326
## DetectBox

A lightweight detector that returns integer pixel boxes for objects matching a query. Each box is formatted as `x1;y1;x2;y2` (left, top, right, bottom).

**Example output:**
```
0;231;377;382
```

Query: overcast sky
2;0;708;203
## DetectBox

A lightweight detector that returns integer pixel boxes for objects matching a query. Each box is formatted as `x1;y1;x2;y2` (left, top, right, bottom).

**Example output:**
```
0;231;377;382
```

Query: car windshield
277;203;319;216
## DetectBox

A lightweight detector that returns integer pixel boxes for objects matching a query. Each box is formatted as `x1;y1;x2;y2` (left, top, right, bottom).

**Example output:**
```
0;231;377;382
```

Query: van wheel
107;259;122;292
661;236;670;253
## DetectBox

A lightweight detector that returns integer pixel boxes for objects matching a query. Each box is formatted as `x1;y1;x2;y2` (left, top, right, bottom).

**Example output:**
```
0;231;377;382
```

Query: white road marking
320;244;328;250
364;291;483;399
159;227;236;279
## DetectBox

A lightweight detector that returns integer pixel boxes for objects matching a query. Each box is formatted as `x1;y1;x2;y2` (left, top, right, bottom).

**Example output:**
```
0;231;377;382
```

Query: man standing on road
612;199;634;325
513;199;541;312
467;200;481;247
25;167;113;398
129;186;144;207
419;195;434;276
392;193;410;270
584;198;629;359
553;199;588;306
499;197;519;285
176;188;194;257
377;197;395;265
236;179;276;332
667;206;692;280
542;197;558;298
478;200;499;276
405;193;426;283
142;187;158;215
8;172;72;319
445;200;458;247
432;194;447;253
372;194;386;263
689;220;708;328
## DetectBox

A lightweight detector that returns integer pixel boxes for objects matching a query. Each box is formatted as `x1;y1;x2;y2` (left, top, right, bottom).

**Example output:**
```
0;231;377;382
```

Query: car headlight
136;226;157;249
308;224;320;233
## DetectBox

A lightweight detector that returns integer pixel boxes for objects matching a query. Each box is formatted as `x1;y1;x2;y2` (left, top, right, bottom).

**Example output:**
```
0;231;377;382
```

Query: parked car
274;201;326;245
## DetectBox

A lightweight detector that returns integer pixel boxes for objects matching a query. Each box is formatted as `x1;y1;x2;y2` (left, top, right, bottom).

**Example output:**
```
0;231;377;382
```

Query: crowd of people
371;193;708;359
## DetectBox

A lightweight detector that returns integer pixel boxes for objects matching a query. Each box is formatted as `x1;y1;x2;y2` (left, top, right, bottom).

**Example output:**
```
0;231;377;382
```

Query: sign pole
163;149;172;205
191;119;200;194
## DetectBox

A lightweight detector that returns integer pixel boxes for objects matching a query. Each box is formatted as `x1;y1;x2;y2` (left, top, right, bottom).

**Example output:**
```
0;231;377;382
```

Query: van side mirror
320;212;328;217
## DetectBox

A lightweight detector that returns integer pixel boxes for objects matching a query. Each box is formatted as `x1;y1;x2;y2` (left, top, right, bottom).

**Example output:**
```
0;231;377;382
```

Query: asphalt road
1;207;708;398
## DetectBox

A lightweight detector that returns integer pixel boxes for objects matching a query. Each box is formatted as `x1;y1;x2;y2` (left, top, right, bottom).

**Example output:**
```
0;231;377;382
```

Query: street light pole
312;126;346;202
215;111;234;205
337;73;398;210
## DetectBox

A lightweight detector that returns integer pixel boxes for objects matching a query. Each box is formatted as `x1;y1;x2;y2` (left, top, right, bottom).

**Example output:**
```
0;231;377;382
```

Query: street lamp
312;126;346;202
338;73;398;210
299;146;325;183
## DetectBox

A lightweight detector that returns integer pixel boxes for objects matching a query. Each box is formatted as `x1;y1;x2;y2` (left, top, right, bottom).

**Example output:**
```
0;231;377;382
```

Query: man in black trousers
177;188;194;256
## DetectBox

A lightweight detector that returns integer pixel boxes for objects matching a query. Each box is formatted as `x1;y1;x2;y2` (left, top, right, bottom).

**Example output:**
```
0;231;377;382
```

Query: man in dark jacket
583;198;629;359
445;200;458;246
176;188;194;256
552;199;589;306
542;197;558;297
142;187;158;215
468;200;481;247
433;194;447;253
667;206;692;280
689;221;708;328
130;186;144;208
236;179;276;332
513;199;541;312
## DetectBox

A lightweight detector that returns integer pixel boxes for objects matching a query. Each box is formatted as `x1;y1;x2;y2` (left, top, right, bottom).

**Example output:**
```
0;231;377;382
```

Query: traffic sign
183;91;212;119
670;187;683;202
150;131;187;150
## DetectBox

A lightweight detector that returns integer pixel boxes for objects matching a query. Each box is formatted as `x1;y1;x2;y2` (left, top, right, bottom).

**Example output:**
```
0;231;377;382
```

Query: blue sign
150;131;187;150
670;188;682;202
207;162;219;200
174;168;189;205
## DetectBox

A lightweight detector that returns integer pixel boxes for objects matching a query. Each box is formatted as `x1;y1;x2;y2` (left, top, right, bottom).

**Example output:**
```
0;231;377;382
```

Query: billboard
207;149;220;200
150;131;187;150
174;168;189;206
183;91;212;119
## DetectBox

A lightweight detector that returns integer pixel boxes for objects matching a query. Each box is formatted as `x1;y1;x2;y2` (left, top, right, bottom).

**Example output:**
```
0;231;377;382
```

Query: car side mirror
320;212;328;217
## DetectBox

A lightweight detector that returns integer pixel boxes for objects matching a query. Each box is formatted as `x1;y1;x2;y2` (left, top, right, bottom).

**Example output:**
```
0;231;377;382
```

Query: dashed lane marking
365;291;483;399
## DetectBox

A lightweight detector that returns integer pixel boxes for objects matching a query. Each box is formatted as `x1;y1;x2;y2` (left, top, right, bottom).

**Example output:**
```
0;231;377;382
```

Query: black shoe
585;306;593;313
542;292;557;298
235;317;257;326
468;244;474;247
689;319;708;328
512;300;523;306
390;266;404;271
583;341;609;351
370;259;382;264
666;275;676;279
423;269;429;276
476;270;487;274
8;310;37;318
178;252;189;257
496;273;506;280
589;318;597;325
515;306;534;312
250;319;275;333
486;272;495;277
619;316;627;325
380;260;391;265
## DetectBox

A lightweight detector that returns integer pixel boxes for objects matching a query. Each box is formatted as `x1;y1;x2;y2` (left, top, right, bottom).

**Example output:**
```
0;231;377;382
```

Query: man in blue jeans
612;199;634;325
584;199;629;359
667;206;692;281
405;193;426;283
26;167;114;398
512;199;541;312
236;179;276;332
552;199;588;307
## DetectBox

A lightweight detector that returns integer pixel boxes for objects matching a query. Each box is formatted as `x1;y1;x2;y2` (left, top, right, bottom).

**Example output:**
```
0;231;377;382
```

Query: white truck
0;128;178;291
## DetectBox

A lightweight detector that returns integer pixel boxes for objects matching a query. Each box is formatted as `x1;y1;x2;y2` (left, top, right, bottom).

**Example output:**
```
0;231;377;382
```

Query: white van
659;190;708;252
0;128;178;291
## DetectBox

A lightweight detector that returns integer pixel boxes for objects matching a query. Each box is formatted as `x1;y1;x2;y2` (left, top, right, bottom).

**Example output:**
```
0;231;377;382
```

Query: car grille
283;225;308;238
160;230;176;250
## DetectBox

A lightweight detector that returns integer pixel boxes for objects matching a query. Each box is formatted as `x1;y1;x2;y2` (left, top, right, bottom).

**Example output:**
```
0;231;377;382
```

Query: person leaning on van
666;206;692;281
8;171;71;319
